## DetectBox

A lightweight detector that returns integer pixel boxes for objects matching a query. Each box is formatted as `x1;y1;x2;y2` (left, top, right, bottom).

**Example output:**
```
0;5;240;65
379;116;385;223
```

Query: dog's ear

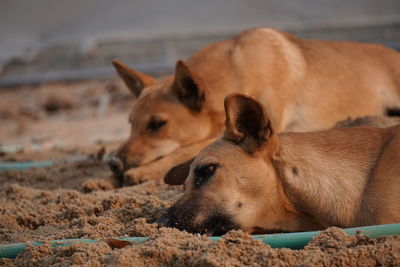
164;158;194;185
112;60;156;98
224;94;273;154
172;60;205;112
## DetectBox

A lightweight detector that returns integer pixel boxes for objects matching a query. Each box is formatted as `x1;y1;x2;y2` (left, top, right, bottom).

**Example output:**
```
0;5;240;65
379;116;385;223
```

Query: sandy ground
1;80;400;266
1;158;400;266
0;79;131;157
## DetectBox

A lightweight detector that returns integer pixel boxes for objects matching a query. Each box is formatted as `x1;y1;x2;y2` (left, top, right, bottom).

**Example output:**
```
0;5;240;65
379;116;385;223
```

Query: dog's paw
82;177;119;192
123;166;163;185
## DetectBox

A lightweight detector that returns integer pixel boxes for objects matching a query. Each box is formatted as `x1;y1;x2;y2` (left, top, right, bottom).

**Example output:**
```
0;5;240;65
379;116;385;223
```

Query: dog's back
359;125;400;225
186;28;400;132
276;125;400;227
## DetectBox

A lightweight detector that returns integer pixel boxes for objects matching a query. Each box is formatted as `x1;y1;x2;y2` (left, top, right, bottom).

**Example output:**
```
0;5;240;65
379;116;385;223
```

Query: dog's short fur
158;94;400;235
111;27;400;184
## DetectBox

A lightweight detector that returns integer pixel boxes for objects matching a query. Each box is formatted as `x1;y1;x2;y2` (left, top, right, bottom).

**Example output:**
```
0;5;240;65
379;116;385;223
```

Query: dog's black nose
108;156;124;176
155;214;169;228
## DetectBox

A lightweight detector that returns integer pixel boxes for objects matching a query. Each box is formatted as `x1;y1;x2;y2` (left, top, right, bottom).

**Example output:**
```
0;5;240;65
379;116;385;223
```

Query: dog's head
109;60;216;176
159;94;296;235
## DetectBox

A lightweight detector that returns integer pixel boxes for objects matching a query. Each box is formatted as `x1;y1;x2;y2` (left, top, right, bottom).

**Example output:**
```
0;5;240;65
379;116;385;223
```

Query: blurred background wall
0;0;399;85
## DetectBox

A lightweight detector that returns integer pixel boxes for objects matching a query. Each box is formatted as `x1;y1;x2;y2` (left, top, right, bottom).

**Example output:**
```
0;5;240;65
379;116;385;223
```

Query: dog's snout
155;214;169;228
108;156;124;175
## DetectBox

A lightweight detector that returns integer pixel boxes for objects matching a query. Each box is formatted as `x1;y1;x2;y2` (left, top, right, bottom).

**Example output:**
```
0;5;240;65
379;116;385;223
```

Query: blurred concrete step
1;22;399;87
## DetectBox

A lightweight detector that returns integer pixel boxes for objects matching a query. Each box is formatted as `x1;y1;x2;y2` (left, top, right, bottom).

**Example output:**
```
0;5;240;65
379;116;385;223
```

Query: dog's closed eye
194;163;219;187
147;117;167;133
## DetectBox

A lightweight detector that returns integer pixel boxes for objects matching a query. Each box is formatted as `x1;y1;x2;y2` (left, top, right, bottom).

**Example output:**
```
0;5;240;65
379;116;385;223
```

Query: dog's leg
81;176;120;192
123;138;215;185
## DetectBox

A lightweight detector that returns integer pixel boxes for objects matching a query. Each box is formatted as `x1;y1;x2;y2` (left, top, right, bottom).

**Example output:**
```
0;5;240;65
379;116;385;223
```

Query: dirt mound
0;160;180;243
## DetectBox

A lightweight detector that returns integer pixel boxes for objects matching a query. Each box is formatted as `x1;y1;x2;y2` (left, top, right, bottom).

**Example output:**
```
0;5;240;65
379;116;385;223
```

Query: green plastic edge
0;161;53;171
1;223;400;259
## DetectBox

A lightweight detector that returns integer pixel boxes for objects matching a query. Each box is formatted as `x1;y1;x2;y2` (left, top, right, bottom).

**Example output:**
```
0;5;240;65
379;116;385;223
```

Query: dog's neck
269;126;391;229
254;180;326;233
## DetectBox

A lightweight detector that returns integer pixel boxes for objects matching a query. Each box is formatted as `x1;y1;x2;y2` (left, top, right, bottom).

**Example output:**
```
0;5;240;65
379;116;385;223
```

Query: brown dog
110;27;400;184
158;94;400;235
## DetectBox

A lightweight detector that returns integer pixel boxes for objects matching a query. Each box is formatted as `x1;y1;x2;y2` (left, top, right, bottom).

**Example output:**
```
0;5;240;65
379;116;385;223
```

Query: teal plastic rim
0;156;89;172
1;223;400;259
0;161;53;172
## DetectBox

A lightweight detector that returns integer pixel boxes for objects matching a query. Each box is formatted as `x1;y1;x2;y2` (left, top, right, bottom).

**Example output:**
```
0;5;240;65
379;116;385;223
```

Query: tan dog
110;27;400;184
158;94;400;235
